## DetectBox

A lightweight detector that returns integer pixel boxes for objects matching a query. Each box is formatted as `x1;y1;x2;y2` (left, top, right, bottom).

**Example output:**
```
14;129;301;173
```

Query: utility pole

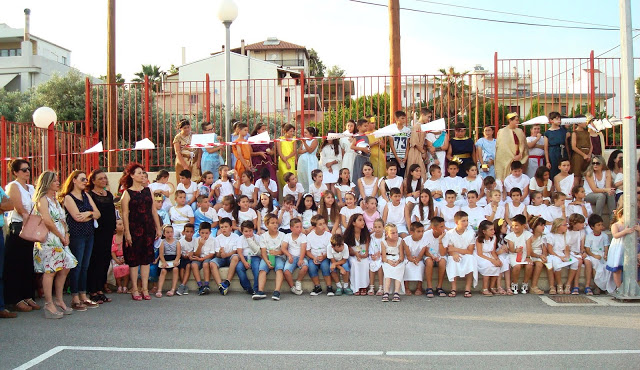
616;0;639;299
389;0;401;120
107;0;117;171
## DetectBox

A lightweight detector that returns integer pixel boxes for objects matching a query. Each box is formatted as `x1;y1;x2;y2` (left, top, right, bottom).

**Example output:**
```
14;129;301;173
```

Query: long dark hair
321;130;340;156
607;149;622;172
87;168;106;192
417;189;434;221
250;123;265;137
476;220;494;243
119;162;144;190
343;213;370;247
404;164;422;193
255;192;274;214
297;193;317;214
318;192;340;226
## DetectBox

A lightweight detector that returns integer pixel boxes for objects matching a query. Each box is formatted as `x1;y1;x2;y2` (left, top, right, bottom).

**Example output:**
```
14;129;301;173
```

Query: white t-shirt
261;231;286;253
614;172;623;195
422;229;443;257
327;244;349;261
238;234;262;257
282;183;305;202
340;206;363;222
335;183;356;198
460;205;486;231
278;209;300;230
194;236;218;258
309;182;328;204
216;233;240;254
444;228;475;252
237;208;258;225
283;233;307;257
169;205;194;235
213;179;235;203
440;204;460;229
385;199;406;226
379;176;403;194
465;177;483;194
411;205;432;229
504;174;530;194
196;207;219;223
255;179;278;194
585;232;609;257
176;181;198;204
258;207;278;230
441;176;466;197
483;203;505;221
403;235;426;257
217;208;235;221
424;178;442;193
239;183;256;199
526;204;552;221
148;182;173;210
565;229;585;255
529;177;552;194
505;230;533;258
307;231;332;257
178;237;197;255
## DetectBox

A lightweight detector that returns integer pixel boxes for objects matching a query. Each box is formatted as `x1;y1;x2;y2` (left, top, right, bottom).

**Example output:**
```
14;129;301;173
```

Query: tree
15;70;86;123
168;64;179;75
131;64;164;90
429;67;470;123
308;48;326;77
327;65;345;78
99;73;125;84
0;89;30;121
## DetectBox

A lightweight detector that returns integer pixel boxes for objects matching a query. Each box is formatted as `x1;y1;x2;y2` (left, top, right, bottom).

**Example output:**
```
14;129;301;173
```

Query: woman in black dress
87;169;117;304
119;163;161;301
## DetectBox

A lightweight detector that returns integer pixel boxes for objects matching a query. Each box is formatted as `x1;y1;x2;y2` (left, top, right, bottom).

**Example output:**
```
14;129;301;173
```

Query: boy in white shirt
327;234;353;295
255;169;279;204
584;214;612;294
477;176;503;207
176;169;198;209
194;195;219;236
253;214;287;301
176;223;197;296
305;215;334;296
505;214;533;294
189;222;219;295
282;218;309;295
212;218;240;295
403;222;427;295
278;195;299;234
441;162;467;206
213;165;235;210
443;211;478;297
424;217;447;297
503;161;530;203
424;164;443;205
460;191;486;232
236;220;262;295
169;190;194;239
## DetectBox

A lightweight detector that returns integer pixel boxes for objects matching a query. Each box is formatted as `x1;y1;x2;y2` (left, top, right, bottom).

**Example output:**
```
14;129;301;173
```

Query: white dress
381;240;406;283
495;238;510;273
377;176;403;212
475;237;500;276
546;233;579;271
605;233;624;273
340;134;356;173
348;239;370;290
297;139;319;194
443;229;478;286
585;233;615;293
369;236;384;272
505;230;533;266
529;234;553;270
403;235;425;281
320;144;342;184
359;176;378;200
385;199;407;233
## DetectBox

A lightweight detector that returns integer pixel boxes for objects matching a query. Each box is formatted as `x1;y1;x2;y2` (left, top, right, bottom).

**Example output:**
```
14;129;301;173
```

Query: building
384;76;440;108
0;9;73;92
231;37;310;77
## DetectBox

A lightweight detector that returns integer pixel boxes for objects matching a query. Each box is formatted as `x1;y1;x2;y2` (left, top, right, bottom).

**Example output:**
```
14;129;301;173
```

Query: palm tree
131;64;164;90
430;67;470;123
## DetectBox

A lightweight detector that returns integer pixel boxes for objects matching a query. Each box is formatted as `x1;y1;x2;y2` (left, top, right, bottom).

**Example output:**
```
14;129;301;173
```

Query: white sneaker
294;281;303;295
511;283;519;295
521;283;529;294
290;286;298;295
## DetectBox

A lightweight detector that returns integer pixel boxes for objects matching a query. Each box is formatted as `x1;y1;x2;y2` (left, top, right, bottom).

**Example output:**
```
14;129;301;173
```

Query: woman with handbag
61;170;101;311
33;171;77;319
3;159;39;313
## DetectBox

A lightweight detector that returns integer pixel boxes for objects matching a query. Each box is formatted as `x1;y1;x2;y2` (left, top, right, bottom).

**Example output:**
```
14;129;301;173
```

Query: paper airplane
521;115;548;126
84;141;103;153
373;123;399;138
327;132;349;140
560;117;587;125
420;118;446;132
134;138;155;150
190;133;219;147
247;131;270;143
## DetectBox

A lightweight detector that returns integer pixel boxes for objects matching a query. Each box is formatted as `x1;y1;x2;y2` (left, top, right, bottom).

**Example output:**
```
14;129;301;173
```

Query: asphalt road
1;292;639;369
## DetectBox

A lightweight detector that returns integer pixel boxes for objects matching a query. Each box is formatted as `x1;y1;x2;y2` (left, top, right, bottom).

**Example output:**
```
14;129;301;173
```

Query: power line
349;0;624;31
410;0;628;30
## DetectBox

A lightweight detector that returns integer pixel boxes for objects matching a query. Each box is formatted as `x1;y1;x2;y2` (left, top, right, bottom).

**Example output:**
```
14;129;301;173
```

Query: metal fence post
144;75;150;169
300;71;305;134
493;52;499;132
589;50;596;117
85;77;93;171
206;73;211;123
1;116;6;185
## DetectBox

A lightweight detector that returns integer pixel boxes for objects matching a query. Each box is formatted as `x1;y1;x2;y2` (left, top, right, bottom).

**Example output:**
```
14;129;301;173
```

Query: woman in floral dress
33;171;77;319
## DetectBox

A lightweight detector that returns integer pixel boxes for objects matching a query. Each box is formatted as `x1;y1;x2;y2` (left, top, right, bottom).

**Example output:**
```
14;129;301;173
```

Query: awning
0;74;18;89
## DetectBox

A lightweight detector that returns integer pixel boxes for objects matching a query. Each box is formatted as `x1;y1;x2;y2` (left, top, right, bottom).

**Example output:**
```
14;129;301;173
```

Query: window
189;94;198;104
561;106;567;115
403;90;406;98
415;92;421;98
61;56;67;65
0;49;21;57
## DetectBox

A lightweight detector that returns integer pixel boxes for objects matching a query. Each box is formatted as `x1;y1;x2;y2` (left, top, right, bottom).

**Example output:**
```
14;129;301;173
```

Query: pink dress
111;235;130;279
363;210;381;231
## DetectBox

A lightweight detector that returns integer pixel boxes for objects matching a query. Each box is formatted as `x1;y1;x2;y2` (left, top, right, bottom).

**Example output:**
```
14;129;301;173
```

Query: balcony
265;59;305;67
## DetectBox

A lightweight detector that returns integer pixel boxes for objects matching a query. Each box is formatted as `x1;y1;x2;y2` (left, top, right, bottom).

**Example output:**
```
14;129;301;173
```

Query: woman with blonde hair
33;171;77;318
583;154;616;217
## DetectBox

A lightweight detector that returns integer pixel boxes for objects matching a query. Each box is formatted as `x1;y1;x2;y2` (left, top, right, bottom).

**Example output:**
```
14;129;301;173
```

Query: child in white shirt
383;188;408;237
308;169;328;205
176;169;198;209
278;195;299;234
169;190;195;239
236;220;262;295
443;211;478;297
305;215;334;296
282;219;309;295
441;162;467;206
503;161;530;204
190;223;219;295
211;218;240;295
213;165;235;209
327;234;353;295
403;222;427;295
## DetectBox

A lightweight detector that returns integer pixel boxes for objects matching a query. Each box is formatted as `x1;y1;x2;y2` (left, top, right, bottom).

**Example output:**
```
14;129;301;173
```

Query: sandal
425;288;434;298
131;292;142;301
556;285;564;295
448;290;457;298
166;290;175;297
414;289;423;296
531;287;544;295
482;289;493;297
381;293;389;302
437;288;447;297
490;288;499;295
464;291;472;298
122;287;129;294
497;287;507;295
90;294;104;304
367;285;375;296
564;284;571;295
25;298;41;310
376;287;384;296
571;287;579;295
155;292;163;298
506;288;514;296
117;287;123;294
360;288;368;296
99;294;112;303
392;293;400;302
354;290;361;296
405;290;413;296
585;287;593;296
143;291;152;300
14;300;33;312
548;286;557;295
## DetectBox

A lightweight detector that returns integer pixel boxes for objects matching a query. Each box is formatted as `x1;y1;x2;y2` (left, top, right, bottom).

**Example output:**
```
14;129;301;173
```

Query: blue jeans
259;256;285;272
0;233;5;310
307;258;331;278
284;256;308;273
213;256;232;268
69;234;94;294
330;259;350;273
236;256;261;292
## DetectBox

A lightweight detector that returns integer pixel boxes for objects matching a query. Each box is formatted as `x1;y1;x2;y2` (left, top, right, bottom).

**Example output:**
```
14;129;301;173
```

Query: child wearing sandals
506;214;533;295
156;225;181;298
443;211;478;298
547;218;579;295
403;222;427;295
327;234;353;296
111;219;129;293
606;207;640;294
492;218;512;295
381;223;406;302
566;214;589;295
528;216;554;295
306;215;334;296
475;220;502;296
424;217;447;298
368;219;385;296
585;214;614;294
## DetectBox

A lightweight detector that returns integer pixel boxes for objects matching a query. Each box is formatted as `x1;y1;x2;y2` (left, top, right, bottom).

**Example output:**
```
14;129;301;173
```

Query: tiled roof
243;40;306;51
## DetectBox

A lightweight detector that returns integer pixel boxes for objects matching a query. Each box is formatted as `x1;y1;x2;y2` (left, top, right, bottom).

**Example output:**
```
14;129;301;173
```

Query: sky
2;0;639;80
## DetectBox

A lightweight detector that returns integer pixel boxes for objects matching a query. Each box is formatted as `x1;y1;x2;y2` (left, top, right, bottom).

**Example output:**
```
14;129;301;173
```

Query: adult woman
607;149;623;176
200;121;223;181
340;120;357;173
86;169;116;304
61;170;101;311
475;126;496;179
583;155;616;217
447;123;476;178
277;124;297;188
173;119;198;183
33;171;77;318
297;126;319;192
570;117;592;185
529;167;553;205
119;163;162;301
4;159;39;312
232;123;254;177
0;186;15;318
495;112;528;181
344;213;371;295
367;117;386;178
250;123;277;181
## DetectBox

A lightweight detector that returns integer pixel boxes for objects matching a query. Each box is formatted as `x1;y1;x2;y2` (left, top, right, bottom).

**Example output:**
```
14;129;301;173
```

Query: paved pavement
1;292;639;369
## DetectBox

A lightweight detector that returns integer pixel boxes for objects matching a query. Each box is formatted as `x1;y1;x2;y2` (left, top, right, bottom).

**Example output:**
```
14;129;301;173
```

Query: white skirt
382;258;406;281
322;166;340;184
403;260;425;281
369;258;382;272
476;252;501;277
548;254;578;272
530;256;553;270
509;253;530;267
587;255;616;293
497;253;510;273
445;254;478;287
349;256;371;290
605;238;624;272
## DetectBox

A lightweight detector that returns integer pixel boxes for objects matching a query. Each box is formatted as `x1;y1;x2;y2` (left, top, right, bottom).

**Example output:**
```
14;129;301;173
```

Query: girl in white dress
234;171;256;207
505;214;533;295
464;164;484;196
335;168;356;207
368;219;385;296
339;192;363;231
319;135;342;192
475;220;501;296
383;188;408;236
443;212;478;298
547;218;579;295
565;214;587;295
606;208;640;292
308;170;328;205
410;189;436;229
377;163;403;212
527;216;554;295
344;213;370;296
357;163;378;206
504;188;527;221
255;193;278;234
403;222;427;295
297;127;319;194
381;223;406;302
585;214;614;294
492;218;511;295
339;120;356;174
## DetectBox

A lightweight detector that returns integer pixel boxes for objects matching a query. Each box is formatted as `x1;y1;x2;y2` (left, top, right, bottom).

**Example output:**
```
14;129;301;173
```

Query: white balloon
33;107;57;129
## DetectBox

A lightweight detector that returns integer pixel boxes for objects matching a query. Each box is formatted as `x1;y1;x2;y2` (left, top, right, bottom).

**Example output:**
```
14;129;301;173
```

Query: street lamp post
33;107;57;172
217;0;238;166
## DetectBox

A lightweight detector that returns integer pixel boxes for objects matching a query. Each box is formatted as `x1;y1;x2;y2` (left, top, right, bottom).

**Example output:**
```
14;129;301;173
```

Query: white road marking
16;346;640;369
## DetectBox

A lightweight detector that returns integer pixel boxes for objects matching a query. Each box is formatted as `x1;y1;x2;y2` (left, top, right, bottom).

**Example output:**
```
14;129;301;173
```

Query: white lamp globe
217;0;238;23
33;107;57;129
